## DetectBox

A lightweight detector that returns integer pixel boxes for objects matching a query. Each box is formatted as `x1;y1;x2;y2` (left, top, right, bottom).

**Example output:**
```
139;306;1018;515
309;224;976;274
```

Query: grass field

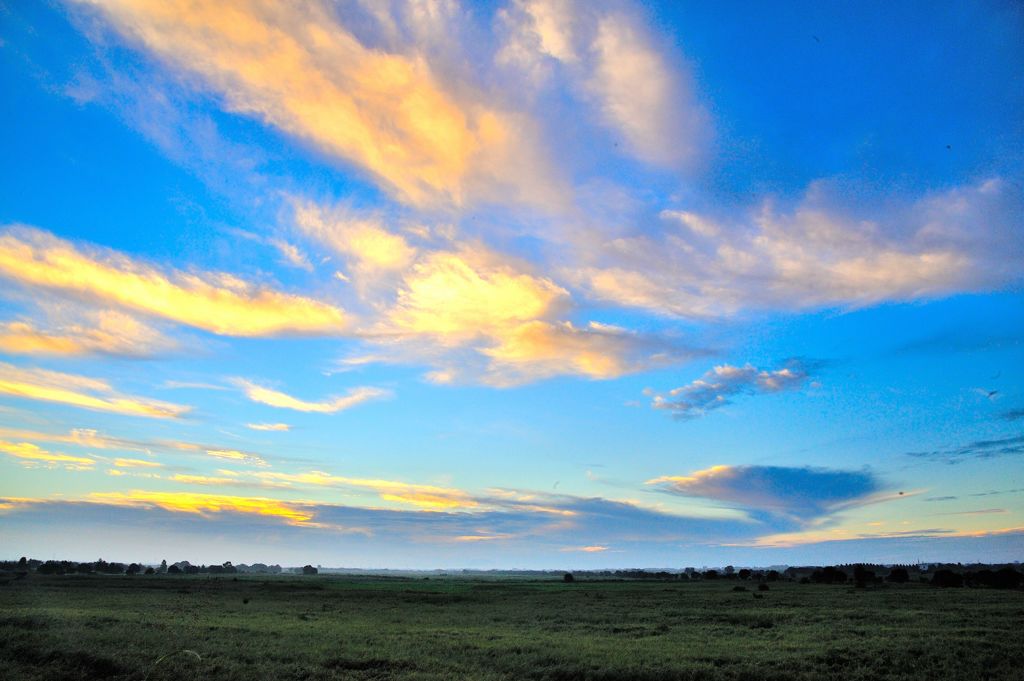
1;575;1022;680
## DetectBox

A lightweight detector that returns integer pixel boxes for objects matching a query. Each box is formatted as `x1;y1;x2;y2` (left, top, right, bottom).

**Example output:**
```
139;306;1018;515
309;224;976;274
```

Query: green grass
1;575;1022;680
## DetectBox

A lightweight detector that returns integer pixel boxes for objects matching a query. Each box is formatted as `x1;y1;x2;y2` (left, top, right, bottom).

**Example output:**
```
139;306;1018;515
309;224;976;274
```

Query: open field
1;575;1022;680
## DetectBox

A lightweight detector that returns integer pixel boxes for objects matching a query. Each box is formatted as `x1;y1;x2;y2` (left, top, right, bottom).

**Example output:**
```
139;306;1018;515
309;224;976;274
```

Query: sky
0;0;1022;569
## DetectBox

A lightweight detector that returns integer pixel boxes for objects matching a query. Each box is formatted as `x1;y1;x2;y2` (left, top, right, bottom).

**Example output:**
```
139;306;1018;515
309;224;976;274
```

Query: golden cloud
235;380;390;414
0;310;178;357
0;362;189;419
0;226;348;337
253;471;478;510
77;0;561;207
0;440;95;468
88;489;315;525
388;246;568;341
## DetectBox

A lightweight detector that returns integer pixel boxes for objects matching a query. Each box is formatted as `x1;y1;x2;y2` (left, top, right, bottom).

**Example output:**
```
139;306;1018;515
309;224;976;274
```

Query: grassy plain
1;575;1022;680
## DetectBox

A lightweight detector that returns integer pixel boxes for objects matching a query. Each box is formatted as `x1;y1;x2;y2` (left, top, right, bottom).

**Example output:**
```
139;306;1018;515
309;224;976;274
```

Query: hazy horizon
1;1;1022;569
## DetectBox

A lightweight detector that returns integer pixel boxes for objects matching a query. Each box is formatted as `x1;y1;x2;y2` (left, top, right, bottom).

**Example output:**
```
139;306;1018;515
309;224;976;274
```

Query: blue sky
0;0;1021;568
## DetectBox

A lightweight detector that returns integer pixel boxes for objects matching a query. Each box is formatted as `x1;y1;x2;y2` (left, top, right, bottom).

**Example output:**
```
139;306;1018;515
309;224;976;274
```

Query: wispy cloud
0;362;189;419
571;179;1022;318
235;380;391;414
650;360;813;419
246;422;290;432
0;440;95;469
0;226;348;337
74;0;562;208
0;310;178;357
906;434;1024;464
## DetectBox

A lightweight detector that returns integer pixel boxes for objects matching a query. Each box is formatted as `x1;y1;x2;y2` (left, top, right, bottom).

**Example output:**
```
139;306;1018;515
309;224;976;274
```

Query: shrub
931;570;964;588
758;583;770;591
887;568;910;583
563;573;574;583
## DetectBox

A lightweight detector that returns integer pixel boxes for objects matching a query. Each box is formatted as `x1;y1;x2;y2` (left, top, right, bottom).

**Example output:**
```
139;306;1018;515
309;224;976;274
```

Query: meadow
1;575;1021;680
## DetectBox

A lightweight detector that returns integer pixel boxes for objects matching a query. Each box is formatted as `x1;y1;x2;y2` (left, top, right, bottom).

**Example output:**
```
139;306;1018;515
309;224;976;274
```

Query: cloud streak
0;362;189;419
235;380;391;414
0;226;348;337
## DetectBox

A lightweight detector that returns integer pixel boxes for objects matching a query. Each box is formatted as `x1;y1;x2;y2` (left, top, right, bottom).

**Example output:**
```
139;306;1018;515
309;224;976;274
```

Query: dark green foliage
563;573;574;583
1;575;1022;680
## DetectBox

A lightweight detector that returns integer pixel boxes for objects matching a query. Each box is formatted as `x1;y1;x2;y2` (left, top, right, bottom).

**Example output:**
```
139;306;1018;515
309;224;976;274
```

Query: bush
931;570;964;588
887;568;910;583
563;573;574;583
758;583;770;591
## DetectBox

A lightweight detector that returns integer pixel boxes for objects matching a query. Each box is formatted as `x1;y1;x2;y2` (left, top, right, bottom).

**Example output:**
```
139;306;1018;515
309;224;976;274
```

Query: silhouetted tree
810;566;847;584
563;572;575;583
144;567;155;575
160;559;167;574
126;563;142;576
887;568;910;583
167;564;182;575
703;570;719;580
738;569;752;580
931;569;964;588
301;565;318;575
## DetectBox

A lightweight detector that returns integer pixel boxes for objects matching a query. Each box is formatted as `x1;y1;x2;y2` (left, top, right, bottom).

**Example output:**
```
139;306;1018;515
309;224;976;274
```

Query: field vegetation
1;574;1022;680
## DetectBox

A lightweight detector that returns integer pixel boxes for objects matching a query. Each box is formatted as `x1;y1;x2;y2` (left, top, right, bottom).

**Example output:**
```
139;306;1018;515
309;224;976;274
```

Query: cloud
588;13;708;166
0;362;189;419
1000;408;1024;422
235;379;391;414
0;440;95;469
906;434;1024;464
0;310;178;357
650;360;813;418
647;464;883;523
480;320;703;386
74;0;562;208
252;471;479;510
0;226;348;337
112;457;162;468
87;490;316;525
571;179;1023;317
0;426;273;467
497;1;709;166
385;245;568;342
246;422;290;432
293;202;417;282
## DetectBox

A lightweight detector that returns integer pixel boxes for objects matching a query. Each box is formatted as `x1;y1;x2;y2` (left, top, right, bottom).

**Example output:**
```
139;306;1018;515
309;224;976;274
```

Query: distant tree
887;568;910;584
301;565;318;575
126;563;141;576
766;570;780;582
167;564;182;575
18;557;27;568
992;568;1023;589
703;570;719;580
144;567;156;575
738;569;752;580
563;572;575;583
160;559;168;574
931;569;964;588
75;562;92;574
810;566;847;584
723;565;735;577
853;565;875;587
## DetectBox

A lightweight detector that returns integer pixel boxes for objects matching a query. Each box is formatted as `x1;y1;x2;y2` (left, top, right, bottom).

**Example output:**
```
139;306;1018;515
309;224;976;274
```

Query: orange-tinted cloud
0;226;348;337
0;440;95;468
87;490;315;525
76;0;562;207
0;362;189;419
